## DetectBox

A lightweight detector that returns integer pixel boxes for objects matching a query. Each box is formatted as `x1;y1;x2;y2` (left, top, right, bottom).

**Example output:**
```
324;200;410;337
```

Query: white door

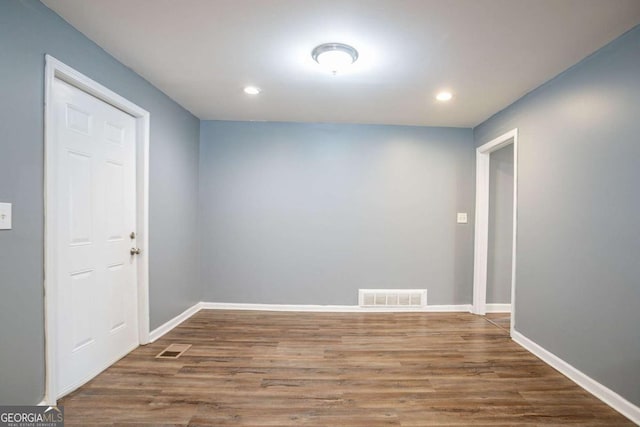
52;78;139;397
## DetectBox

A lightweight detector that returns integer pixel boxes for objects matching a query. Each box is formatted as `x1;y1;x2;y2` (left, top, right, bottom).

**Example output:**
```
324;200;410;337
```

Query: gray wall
474;25;640;405
487;144;514;304
199;121;474;306
0;0;200;404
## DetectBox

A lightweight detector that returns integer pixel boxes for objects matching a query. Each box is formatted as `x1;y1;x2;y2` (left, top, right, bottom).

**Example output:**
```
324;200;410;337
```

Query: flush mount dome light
436;91;453;101
312;43;359;74
244;86;261;95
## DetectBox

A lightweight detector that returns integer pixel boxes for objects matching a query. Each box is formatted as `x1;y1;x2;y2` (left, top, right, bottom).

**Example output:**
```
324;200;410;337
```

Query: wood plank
59;311;633;426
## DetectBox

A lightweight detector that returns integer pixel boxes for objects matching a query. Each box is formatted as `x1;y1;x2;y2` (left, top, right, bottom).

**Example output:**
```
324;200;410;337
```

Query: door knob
130;247;141;255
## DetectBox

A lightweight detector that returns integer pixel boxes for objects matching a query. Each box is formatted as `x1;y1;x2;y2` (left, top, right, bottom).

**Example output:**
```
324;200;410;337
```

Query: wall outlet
0;203;12;230
457;212;468;224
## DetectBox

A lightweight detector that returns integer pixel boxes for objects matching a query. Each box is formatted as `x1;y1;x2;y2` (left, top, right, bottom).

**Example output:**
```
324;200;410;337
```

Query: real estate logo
0;406;63;427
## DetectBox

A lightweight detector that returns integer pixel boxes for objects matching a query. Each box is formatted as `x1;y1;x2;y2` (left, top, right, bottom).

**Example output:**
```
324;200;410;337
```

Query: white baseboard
199;302;472;313
201;302;361;312
422;304;472;312
149;302;203;342
512;330;640;425
485;303;511;313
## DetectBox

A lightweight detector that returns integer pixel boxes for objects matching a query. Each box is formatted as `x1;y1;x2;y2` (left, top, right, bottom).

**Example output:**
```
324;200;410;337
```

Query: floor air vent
155;343;191;359
359;289;427;308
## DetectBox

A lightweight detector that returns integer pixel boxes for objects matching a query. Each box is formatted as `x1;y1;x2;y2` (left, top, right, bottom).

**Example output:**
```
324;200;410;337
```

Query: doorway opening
472;129;518;336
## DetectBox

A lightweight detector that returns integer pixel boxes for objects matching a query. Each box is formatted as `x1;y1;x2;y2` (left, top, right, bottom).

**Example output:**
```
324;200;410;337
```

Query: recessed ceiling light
244;86;261;95
436;91;453;101
312;43;359;74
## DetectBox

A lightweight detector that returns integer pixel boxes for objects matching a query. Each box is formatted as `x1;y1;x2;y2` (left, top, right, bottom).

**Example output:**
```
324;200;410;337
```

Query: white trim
472;129;518;339
149;303;203;342
423;304;472;312
43;55;150;405
485;303;511;313
512;330;640;425
199;302;472;313
136;106;151;346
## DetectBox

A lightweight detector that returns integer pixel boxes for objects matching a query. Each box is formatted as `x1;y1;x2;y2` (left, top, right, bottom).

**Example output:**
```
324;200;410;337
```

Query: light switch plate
457;212;468;224
0;203;12;230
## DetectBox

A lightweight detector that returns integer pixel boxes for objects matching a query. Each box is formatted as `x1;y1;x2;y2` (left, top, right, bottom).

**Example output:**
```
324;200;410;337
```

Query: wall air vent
358;289;427;308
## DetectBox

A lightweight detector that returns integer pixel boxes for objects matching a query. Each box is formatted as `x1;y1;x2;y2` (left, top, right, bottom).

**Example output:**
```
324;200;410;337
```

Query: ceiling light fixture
312;43;359;74
436;91;453;101
244;86;261;95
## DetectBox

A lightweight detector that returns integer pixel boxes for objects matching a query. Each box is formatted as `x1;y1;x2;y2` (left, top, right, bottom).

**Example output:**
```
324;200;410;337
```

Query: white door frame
472;128;518;334
43;55;150;405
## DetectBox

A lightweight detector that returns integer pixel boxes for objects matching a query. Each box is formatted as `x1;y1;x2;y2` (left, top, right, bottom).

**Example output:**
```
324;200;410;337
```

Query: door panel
70;270;95;350
67;151;93;244
53;78;138;397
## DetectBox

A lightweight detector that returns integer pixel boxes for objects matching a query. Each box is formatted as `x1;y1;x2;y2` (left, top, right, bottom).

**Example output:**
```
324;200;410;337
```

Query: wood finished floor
484;313;511;332
60;310;632;426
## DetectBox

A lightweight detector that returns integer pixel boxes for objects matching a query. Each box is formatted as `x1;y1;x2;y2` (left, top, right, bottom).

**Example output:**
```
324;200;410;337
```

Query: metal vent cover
155;343;191;359
359;289;427;308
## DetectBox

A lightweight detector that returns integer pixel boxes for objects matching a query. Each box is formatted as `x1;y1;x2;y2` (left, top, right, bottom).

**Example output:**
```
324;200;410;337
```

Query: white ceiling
43;0;640;127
